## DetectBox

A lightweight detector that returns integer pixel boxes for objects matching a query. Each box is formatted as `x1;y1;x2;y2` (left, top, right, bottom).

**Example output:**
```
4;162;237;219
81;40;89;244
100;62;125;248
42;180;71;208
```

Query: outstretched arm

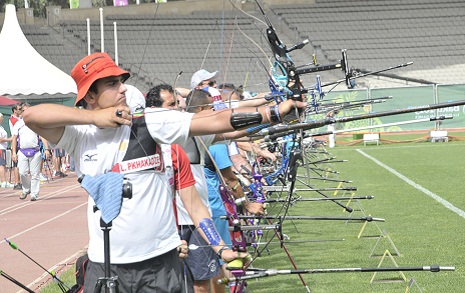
22;104;132;144
189;99;306;137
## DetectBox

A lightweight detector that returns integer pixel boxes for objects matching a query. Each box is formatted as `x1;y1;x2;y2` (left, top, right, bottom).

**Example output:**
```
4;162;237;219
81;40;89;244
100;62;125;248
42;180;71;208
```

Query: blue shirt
204;144;232;218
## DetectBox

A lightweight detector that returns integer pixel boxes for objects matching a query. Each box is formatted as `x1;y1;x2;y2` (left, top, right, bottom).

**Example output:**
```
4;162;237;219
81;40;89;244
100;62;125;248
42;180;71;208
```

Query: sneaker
20;193;28;200
13;183;22;190
55;171;68;178
30;195;38;201
39;174;48;181
2;182;14;188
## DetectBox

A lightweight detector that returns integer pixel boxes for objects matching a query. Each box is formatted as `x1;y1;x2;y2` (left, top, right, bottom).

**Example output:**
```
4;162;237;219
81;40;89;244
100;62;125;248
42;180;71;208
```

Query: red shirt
171;144;195;190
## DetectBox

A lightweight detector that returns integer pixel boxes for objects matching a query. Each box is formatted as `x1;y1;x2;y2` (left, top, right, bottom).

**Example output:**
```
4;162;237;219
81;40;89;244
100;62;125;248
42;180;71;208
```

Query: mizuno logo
83;153;98;162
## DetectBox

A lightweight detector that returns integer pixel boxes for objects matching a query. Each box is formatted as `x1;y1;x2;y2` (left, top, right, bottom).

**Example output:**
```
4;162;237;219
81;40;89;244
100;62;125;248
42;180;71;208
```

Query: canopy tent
0;4;77;96
0;96;20;106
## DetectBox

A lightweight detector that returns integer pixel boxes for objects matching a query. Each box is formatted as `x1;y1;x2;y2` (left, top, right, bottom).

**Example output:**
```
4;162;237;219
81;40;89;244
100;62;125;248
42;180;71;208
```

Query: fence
310;83;465;134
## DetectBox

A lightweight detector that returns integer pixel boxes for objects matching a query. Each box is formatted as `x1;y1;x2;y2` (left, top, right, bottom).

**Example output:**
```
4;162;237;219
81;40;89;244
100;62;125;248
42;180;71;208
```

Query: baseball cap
190;69;218;89
125;84;146;113
71;52;130;106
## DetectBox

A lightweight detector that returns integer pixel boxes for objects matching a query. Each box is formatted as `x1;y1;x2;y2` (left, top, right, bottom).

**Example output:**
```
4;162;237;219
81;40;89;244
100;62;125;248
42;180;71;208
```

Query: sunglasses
202;80;217;87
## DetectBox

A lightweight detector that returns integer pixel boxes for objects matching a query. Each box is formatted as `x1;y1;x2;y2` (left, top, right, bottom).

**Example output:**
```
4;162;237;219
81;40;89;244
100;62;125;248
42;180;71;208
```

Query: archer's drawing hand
92;106;132;128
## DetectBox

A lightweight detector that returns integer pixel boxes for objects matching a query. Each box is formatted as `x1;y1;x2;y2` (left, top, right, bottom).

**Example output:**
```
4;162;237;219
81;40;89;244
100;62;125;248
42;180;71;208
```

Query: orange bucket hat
71;52;130;106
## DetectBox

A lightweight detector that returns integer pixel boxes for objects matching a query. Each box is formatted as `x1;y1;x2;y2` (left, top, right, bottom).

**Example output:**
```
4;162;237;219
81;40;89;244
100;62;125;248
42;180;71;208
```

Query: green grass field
42;138;465;293
247;139;464;292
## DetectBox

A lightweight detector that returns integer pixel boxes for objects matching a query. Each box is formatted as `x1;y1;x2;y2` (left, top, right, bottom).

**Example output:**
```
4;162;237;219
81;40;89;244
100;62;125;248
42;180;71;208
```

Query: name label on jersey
112;154;161;173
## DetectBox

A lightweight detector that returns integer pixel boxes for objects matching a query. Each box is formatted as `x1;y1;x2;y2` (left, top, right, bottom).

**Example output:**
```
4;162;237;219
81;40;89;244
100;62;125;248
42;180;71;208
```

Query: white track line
356;149;465;220
0;184;82;215
0;202;87;246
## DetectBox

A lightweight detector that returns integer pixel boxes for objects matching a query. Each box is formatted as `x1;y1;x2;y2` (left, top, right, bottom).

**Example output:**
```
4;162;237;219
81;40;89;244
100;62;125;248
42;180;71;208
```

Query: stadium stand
269;0;465;88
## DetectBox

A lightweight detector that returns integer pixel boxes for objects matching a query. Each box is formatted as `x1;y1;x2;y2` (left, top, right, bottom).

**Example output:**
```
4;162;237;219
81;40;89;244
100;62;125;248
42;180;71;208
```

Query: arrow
5;238;71;292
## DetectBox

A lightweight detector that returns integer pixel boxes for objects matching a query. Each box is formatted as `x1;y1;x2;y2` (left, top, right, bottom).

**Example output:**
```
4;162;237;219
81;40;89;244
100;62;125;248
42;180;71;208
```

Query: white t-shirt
0;126;8;150
9;115;20;134
57;109;194;264
12;120;39;149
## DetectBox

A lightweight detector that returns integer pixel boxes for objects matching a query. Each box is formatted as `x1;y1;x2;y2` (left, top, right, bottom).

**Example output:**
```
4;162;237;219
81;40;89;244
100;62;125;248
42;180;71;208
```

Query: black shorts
83;249;189;293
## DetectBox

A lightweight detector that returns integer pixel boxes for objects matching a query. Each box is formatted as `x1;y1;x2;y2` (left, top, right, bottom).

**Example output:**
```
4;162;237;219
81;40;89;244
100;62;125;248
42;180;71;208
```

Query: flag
114;0;128;6
69;0;79;9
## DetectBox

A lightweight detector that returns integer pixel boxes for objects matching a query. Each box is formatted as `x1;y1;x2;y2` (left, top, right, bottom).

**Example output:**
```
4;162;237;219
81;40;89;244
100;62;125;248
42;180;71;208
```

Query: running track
0;173;88;293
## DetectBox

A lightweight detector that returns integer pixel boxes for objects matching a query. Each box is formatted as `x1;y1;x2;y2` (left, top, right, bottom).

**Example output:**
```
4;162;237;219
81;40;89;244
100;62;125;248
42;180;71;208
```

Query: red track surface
0;172;88;293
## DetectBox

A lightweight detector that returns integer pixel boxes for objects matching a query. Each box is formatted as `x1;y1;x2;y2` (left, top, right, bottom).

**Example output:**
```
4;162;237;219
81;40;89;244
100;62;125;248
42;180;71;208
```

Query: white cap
125;84;146;113
190;69;219;89
206;86;221;98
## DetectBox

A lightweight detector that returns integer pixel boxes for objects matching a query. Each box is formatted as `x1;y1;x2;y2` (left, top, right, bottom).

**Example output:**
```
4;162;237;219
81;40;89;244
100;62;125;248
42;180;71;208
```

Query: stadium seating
269;0;465;87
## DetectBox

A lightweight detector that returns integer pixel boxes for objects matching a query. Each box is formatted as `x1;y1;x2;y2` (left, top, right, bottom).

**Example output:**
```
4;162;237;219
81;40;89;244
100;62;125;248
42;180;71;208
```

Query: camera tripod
93;219;119;293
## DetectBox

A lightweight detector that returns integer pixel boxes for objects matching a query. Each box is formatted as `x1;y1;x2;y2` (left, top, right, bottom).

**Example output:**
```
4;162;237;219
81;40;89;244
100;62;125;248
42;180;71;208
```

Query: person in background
11;103;51;201
8;104;22;190
186;88;265;293
191;69;219;90
0;113;13;188
146;84;221;293
52;147;68;178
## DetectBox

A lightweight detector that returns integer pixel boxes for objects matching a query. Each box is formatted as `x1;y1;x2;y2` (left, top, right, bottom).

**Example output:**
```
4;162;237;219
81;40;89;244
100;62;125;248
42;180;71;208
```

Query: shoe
2;182;14;188
39;174;48;181
55;171;68;178
20;193;28;200
13;183;22;190
30;195;38;201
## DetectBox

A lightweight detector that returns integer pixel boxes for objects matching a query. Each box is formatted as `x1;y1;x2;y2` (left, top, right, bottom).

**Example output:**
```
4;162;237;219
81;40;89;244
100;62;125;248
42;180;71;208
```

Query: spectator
0;113;13;188
190;69;218;90
53;148;68;178
8;104;22;190
11;103;50;201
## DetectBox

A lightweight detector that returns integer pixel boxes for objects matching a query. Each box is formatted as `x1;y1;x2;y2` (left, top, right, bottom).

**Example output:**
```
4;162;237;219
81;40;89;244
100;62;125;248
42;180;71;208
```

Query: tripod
93;219;119;293
86;177;132;293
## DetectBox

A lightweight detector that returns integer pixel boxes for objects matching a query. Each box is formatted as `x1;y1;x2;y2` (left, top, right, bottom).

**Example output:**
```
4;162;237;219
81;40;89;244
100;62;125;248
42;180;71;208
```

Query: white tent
0;4;77;96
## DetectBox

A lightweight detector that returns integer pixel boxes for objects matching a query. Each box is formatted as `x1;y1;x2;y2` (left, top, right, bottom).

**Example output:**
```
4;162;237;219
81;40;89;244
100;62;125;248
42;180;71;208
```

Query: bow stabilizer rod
219;265;455;283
